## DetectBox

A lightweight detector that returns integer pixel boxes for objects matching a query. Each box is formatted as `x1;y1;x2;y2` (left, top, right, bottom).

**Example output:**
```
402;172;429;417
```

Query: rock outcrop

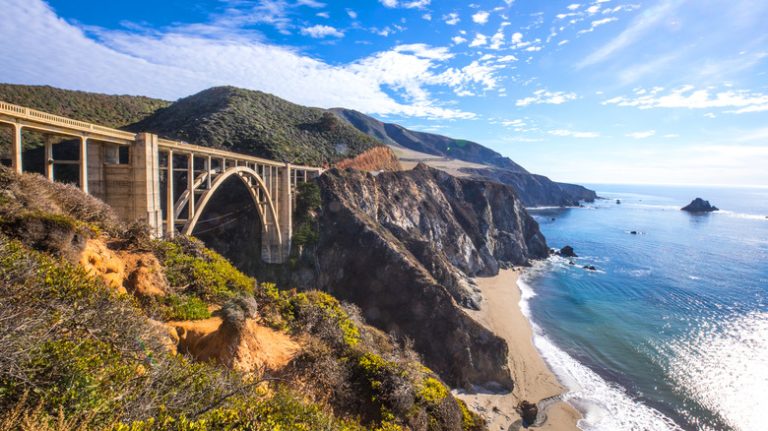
168;298;300;374
299;164;548;390
681;198;719;212
334;146;402;171
460;167;597;207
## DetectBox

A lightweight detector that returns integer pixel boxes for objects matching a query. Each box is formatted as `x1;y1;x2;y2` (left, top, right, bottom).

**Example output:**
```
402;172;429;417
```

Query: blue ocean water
524;185;768;431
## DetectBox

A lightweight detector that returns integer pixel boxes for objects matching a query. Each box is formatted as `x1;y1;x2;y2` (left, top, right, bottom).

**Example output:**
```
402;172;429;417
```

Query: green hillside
129;87;384;166
0;84;169;128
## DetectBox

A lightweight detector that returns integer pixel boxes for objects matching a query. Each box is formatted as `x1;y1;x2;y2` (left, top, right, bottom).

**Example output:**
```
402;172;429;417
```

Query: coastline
457;268;581;430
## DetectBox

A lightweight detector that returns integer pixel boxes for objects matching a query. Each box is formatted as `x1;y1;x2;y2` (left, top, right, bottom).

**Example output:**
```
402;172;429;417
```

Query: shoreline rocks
681;198;719;213
558;245;577;258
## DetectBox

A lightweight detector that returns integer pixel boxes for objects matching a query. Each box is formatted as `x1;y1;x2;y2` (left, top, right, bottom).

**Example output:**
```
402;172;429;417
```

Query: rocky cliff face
334;146;402;171
461;167;597;207
297;164;548;390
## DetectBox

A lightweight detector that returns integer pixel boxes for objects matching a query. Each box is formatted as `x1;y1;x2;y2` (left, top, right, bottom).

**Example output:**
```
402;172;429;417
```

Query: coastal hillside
278;164;548;390
129;87;386;166
0;84;169;128
331;108;597;206
331;108;528;172
0;166;485;431
0;84;399;170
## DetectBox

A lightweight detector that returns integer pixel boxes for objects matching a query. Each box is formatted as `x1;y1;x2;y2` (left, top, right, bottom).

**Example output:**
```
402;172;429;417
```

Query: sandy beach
456;268;581;430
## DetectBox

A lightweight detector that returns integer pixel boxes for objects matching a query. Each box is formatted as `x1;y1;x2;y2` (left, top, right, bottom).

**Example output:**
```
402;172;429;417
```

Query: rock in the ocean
560;245;578;257
583;265;597;271
616;199;621;204
681;198;719;212
630;231;638;235
518;400;538;425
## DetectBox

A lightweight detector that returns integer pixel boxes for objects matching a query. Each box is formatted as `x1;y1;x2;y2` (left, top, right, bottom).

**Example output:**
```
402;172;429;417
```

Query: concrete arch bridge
0;100;322;263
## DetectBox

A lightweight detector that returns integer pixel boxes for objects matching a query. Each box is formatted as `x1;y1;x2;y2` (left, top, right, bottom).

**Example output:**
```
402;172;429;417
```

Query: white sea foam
718;210;768;221
517;274;683;431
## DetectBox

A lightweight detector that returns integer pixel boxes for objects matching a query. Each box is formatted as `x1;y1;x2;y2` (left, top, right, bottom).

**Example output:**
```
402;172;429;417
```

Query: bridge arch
176;165;283;259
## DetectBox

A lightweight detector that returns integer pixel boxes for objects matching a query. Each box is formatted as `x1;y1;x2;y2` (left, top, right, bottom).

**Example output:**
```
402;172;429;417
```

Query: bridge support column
11;124;22;173
79;136;89;193
44;138;53;181
131;133;163;238
278;163;293;261
166;149;175;239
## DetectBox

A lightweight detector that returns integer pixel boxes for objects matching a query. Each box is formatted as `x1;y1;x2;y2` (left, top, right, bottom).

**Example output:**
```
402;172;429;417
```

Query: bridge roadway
0;100;323;263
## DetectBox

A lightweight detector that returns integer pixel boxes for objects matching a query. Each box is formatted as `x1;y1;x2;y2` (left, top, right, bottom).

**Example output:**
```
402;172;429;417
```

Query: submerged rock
583;265;597;271
681;198;719;212
559;245;578;258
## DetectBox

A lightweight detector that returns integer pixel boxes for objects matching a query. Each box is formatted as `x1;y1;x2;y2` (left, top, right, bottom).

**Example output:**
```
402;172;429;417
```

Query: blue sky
1;0;767;185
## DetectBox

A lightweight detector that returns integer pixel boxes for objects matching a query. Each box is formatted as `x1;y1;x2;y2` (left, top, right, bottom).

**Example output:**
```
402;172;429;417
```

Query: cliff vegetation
0;166;485;431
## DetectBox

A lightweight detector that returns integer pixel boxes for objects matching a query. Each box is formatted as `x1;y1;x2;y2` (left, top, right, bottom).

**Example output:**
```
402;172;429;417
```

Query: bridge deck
0;100;322;171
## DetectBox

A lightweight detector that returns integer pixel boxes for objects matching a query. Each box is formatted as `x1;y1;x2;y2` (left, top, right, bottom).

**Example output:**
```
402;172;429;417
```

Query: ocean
524;185;768;431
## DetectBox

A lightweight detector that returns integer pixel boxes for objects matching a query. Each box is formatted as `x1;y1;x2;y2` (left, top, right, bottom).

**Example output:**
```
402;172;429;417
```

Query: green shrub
417;377;449;405
161;294;212;321
154;238;254;302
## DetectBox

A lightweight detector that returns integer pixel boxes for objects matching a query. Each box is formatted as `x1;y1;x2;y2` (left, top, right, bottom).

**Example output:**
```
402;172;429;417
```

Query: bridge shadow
190;174;264;275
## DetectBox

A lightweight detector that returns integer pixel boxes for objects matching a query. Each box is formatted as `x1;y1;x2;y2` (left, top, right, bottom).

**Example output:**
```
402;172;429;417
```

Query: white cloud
472;11;490;24
422;13;432;21
578;1;678;68
577;17;617;34
603;86;768;113
443;12;460;25
451;36;467;45
516;89;577;106
379;0;431;9
300;24;343;38
567;3;581;10
346;9;358;19
489;28;505;50
626;130;656;139
0;0;486;120
548;129;600;138
316;11;329;18
469;33;488;47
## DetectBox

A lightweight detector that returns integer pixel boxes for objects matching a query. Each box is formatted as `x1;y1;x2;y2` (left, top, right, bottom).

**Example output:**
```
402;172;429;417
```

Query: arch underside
174;166;282;246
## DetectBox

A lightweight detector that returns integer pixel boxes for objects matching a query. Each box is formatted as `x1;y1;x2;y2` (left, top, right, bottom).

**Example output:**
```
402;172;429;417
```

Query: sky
1;0;767;186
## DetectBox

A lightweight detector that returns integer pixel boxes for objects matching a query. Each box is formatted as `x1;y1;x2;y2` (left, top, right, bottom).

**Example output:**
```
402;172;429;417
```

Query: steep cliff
294;164;547;390
0;166;485;431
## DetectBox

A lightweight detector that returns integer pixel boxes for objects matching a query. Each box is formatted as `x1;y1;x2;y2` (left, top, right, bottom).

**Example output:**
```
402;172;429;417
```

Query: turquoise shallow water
524;185;768;431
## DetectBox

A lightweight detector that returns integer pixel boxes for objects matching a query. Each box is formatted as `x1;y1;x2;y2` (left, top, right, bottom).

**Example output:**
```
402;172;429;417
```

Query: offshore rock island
0;83;594;430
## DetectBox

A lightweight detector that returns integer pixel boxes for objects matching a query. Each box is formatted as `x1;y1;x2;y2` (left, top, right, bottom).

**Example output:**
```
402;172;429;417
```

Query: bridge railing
0;100;136;141
1;99;325;173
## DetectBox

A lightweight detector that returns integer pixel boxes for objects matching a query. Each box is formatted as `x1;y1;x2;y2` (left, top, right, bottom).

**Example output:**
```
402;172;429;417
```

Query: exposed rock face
334;146;402;171
682;198;719;212
304;164;548;389
168;298;299;374
460;167;597;207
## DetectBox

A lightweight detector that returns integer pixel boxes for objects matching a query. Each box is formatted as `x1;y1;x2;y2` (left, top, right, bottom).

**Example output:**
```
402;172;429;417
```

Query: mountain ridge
330;107;597;206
